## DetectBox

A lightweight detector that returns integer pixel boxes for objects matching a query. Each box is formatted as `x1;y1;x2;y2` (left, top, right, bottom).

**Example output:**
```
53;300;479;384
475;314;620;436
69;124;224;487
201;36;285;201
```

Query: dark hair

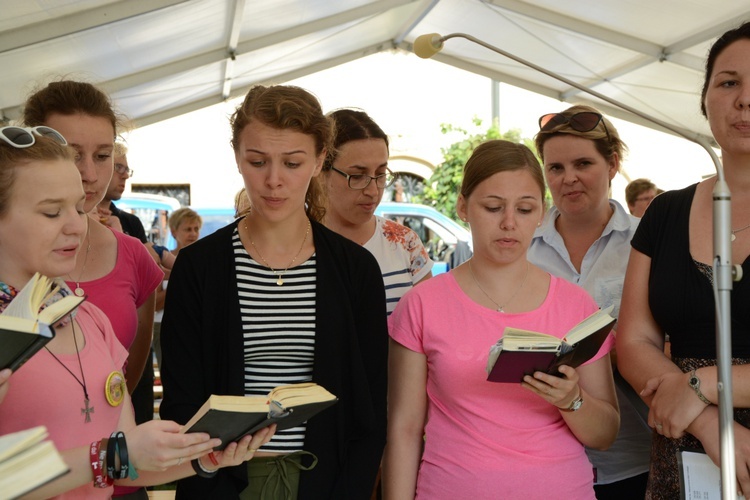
701;21;750;117
324;108;389;169
0;136;75;217
534;104;627;168
624;178;657;205
229;85;332;222
460;140;545;200
22;80;123;138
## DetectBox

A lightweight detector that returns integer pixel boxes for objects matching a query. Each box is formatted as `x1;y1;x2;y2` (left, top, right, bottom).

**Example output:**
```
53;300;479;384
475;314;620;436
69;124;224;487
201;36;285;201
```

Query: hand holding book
486;306;615;383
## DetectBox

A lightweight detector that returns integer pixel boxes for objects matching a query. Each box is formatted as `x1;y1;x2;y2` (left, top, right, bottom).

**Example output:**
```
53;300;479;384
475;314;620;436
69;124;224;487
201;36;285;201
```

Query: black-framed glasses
0;126;67;148
330;166;395;190
114;162;134;177
539;112;610;136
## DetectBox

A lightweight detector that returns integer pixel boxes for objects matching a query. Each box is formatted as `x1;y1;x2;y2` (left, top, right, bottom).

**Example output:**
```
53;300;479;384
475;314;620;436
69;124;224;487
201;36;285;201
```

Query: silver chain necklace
468;259;529;313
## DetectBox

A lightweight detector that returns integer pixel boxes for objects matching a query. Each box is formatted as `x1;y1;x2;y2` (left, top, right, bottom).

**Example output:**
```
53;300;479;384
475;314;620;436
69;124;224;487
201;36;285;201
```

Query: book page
678;450;746;500
1;273;46;321
500;327;561;352
564;305;615;345
0;426;48;463
270;383;337;408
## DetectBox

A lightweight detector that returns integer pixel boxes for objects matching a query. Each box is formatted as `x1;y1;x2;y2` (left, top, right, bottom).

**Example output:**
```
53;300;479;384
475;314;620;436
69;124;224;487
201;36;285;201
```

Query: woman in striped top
160;85;389;499
322;108;433;315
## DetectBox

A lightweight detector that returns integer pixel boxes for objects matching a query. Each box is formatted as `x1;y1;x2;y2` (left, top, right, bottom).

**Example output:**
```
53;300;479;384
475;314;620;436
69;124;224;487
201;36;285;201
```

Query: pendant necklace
731;222;750;242
45;318;94;423
68;220;91;297
245;219;311;286
468;259;529;313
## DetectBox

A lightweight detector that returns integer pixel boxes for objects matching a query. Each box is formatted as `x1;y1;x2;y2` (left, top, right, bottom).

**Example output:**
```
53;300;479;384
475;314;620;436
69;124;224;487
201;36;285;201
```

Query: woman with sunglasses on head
322;108;433;315
617;22;750;498
159;85;388;499
383;140;619;499
527;104;651;499
0;127;274;498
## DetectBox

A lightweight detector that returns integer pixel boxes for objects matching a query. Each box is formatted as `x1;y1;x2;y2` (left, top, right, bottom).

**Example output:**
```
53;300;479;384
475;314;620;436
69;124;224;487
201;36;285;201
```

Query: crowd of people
0;19;748;500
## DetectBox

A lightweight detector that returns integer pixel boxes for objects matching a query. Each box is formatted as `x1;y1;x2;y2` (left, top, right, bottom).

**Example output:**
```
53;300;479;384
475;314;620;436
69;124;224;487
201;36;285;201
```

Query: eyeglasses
635;195;655;203
0;126;67;148
114;162;134;177
330;166;395;190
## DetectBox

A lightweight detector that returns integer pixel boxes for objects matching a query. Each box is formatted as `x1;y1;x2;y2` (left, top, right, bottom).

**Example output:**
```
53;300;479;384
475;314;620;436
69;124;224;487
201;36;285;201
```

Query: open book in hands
182;382;338;450
486;305;615;383
0;273;85;372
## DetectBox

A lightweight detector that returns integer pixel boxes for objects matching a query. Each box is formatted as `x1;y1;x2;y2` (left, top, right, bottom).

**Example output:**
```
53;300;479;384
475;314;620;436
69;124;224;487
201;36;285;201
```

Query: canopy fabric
2;0;748;143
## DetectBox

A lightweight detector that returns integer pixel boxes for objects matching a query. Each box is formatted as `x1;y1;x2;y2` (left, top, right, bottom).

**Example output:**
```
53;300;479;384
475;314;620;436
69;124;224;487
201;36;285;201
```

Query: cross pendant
82;397;94;423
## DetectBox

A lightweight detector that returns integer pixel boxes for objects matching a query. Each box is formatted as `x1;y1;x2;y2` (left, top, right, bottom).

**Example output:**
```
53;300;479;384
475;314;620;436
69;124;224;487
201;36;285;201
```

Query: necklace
44;318;94;423
245;219;311;286
68;220;91;297
468;259;529;313
732;222;750;242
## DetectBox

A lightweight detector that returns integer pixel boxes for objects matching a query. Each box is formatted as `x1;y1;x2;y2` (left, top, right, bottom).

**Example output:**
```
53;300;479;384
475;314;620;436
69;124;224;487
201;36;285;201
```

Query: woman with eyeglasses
527;104;651;499
159;85;388;499
322;108;433;315
383;140;619;498
617;21;750;498
0;126;274;498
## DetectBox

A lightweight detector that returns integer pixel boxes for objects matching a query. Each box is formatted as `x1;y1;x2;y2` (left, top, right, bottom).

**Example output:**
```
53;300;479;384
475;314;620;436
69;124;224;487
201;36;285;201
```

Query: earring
537;221;542;227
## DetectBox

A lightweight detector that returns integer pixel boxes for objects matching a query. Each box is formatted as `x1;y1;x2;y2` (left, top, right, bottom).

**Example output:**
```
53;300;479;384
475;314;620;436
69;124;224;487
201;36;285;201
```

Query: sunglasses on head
0;126;67;148
538;112;606;132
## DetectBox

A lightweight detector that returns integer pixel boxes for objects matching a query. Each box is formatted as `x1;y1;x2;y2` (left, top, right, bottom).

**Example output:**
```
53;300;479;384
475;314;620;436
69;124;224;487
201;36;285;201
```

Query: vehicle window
382;214;457;264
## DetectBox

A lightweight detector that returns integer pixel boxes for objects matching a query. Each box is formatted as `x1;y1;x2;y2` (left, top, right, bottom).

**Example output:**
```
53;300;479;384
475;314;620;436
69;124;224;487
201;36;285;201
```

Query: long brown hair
230;85;333;222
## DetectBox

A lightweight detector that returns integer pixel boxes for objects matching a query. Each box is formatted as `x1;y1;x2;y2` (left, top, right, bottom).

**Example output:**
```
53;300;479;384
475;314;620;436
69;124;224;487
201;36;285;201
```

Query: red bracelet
99;439;113;487
90;440;111;488
207;452;219;467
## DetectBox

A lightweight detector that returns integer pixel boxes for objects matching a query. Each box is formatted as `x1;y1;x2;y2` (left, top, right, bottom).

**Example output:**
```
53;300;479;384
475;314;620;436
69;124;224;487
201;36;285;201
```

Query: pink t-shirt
0;302;129;499
388;272;614;499
66;229;163;351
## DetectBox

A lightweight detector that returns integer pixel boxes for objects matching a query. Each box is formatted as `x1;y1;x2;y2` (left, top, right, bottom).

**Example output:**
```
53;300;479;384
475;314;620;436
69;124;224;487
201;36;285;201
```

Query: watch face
689;376;699;388
571;398;583;411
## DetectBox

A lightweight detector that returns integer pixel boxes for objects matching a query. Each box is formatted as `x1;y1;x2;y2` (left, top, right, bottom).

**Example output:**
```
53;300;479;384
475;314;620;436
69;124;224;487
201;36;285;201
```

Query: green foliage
416;118;536;223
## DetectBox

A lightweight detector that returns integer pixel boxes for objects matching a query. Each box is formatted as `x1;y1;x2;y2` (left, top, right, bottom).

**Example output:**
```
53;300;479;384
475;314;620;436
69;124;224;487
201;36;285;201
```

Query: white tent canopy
2;0;748;143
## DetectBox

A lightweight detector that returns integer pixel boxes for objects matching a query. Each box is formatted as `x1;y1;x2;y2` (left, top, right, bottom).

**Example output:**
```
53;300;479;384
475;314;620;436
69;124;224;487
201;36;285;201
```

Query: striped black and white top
232;229;316;453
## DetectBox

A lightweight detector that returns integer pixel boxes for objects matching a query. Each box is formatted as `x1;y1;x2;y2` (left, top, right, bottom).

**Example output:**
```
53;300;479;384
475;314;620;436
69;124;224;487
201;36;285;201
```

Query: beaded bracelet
191;457;218;478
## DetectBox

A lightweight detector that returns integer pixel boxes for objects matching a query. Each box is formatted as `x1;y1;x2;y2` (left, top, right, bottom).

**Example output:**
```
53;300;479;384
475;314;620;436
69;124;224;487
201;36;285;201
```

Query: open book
0;426;69;499
0;273;85;372
678;450;746;500
486;305;615;383
182;382;338;450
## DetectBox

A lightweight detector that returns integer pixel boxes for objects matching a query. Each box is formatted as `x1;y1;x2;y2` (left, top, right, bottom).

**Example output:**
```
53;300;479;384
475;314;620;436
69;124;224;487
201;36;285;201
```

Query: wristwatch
559;394;584;412
688;369;712;405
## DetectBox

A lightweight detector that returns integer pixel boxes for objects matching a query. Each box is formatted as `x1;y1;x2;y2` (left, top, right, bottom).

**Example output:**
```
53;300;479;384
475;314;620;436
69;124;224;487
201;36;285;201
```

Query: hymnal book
486;305;615;383
182;383;338;450
0;426;69;499
0;273;85;372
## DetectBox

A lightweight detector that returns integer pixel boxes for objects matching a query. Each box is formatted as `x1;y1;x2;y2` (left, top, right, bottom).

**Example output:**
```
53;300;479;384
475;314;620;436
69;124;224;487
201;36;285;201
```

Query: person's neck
244;211;310;245
97;198;112;211
720;153;750;194
555;202;614;237
324;215;375;246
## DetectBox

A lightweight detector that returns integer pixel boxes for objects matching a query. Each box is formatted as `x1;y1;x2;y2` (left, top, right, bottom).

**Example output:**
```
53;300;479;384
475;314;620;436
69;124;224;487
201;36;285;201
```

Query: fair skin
542;134;618;272
617;38;750;495
154;218;201;311
234;120;323;288
627;188;656;217
44;113;155;393
324;138;431;281
172;219;202;253
383;168;619;498
0;158;275;497
95;153;130;231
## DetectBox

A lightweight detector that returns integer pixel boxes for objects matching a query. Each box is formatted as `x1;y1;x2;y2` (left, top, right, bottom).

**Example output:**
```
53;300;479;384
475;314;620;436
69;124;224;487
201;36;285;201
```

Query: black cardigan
160;219;388;499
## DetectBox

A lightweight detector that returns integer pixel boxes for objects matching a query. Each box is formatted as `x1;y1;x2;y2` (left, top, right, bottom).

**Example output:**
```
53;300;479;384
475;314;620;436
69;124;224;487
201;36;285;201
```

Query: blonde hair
168;208;202;234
